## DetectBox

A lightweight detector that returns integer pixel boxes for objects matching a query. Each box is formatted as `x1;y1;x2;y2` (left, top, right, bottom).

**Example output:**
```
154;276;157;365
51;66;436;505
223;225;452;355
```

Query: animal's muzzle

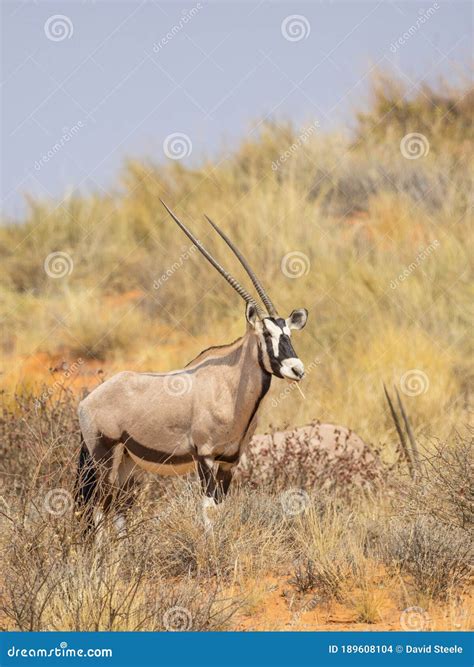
291;365;305;380
280;358;305;381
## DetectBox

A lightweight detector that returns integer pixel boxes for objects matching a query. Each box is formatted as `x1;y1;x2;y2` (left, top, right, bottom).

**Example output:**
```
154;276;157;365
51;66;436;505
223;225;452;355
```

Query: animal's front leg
215;466;233;499
197;456;232;500
197;456;231;530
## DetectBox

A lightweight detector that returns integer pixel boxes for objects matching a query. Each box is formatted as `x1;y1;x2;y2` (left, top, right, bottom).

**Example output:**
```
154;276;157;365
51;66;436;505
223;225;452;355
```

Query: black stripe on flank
121;431;193;465
122;432;239;467
215;450;240;464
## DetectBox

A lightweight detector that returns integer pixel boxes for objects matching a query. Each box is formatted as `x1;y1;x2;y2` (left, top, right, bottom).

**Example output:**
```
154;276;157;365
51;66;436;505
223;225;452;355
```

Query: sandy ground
231;577;473;632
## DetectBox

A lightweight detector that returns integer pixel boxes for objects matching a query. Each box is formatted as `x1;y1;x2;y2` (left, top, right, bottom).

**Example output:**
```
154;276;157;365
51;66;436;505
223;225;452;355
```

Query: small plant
383;516;472;601
290;559;319;594
289;501;364;602
352;587;385;624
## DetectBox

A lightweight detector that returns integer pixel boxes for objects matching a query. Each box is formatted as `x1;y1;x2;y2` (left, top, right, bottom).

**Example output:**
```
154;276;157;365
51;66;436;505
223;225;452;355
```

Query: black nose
292;366;304;379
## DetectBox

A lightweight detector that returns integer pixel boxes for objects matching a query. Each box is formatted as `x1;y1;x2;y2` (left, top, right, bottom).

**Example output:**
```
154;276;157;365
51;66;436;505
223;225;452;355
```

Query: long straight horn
383;383;414;479
161;201;265;317
394;386;421;473
204;214;277;316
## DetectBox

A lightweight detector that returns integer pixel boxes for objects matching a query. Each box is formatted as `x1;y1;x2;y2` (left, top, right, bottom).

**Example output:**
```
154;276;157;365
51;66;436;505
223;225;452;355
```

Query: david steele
406;645;463;653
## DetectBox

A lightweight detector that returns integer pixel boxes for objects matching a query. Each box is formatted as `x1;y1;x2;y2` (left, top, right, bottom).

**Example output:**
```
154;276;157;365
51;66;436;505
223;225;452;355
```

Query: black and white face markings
259;309;308;381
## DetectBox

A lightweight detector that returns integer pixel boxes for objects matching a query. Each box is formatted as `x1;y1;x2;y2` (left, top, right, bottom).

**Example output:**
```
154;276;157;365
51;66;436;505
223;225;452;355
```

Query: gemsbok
75;201;308;532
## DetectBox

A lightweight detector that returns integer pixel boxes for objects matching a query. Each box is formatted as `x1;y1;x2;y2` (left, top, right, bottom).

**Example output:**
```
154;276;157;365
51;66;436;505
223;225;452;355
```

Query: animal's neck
239;331;269;383
231;333;272;424
187;331;271;422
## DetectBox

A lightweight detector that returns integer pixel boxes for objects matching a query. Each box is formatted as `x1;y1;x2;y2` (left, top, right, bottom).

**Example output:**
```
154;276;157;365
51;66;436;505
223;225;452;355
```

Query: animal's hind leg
75;434;98;533
75;431;121;535
113;451;141;537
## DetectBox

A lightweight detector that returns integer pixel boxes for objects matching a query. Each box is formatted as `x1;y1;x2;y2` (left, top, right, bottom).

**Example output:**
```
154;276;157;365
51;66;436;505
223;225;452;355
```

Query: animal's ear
287;308;308;331
245;303;259;328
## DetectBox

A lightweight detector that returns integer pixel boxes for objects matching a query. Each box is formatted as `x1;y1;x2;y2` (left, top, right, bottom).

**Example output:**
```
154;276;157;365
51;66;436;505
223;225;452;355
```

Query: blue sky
1;0;471;218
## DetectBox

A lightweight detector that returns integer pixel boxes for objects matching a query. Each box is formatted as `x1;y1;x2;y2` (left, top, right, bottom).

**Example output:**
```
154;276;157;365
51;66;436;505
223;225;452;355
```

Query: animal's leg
197;458;233;502
75;431;120;535
74;434;98;533
113;452;141;537
197;456;218;530
197;456;217;496
215;466;233;500
197;457;233;530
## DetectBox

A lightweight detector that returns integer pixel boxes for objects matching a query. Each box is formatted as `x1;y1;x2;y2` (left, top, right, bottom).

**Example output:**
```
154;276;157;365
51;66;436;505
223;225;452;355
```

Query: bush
383;516;472;601
392;433;473;532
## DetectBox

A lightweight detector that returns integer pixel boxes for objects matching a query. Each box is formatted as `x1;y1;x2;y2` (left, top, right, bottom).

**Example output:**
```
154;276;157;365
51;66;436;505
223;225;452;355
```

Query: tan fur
78;329;268;475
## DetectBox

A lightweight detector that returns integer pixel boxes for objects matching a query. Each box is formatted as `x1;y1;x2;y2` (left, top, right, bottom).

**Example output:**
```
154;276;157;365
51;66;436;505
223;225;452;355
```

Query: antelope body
76;202;308;531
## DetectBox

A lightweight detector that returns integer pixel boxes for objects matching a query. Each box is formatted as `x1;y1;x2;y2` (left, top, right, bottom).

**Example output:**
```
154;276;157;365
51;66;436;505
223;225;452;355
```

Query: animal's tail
383;383;421;478
75;434;97;530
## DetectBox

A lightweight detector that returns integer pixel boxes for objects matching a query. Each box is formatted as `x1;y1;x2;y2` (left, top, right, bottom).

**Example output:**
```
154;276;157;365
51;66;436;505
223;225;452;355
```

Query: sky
1;0;472;219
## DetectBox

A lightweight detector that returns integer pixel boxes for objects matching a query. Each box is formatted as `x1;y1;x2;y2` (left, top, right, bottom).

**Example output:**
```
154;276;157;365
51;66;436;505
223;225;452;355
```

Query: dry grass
0;73;472;442
0;71;472;631
0;392;472;631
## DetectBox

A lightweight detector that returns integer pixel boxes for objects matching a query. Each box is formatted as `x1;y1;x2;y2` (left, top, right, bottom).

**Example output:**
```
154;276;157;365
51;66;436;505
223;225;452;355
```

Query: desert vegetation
0;72;472;630
0;390;471;631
